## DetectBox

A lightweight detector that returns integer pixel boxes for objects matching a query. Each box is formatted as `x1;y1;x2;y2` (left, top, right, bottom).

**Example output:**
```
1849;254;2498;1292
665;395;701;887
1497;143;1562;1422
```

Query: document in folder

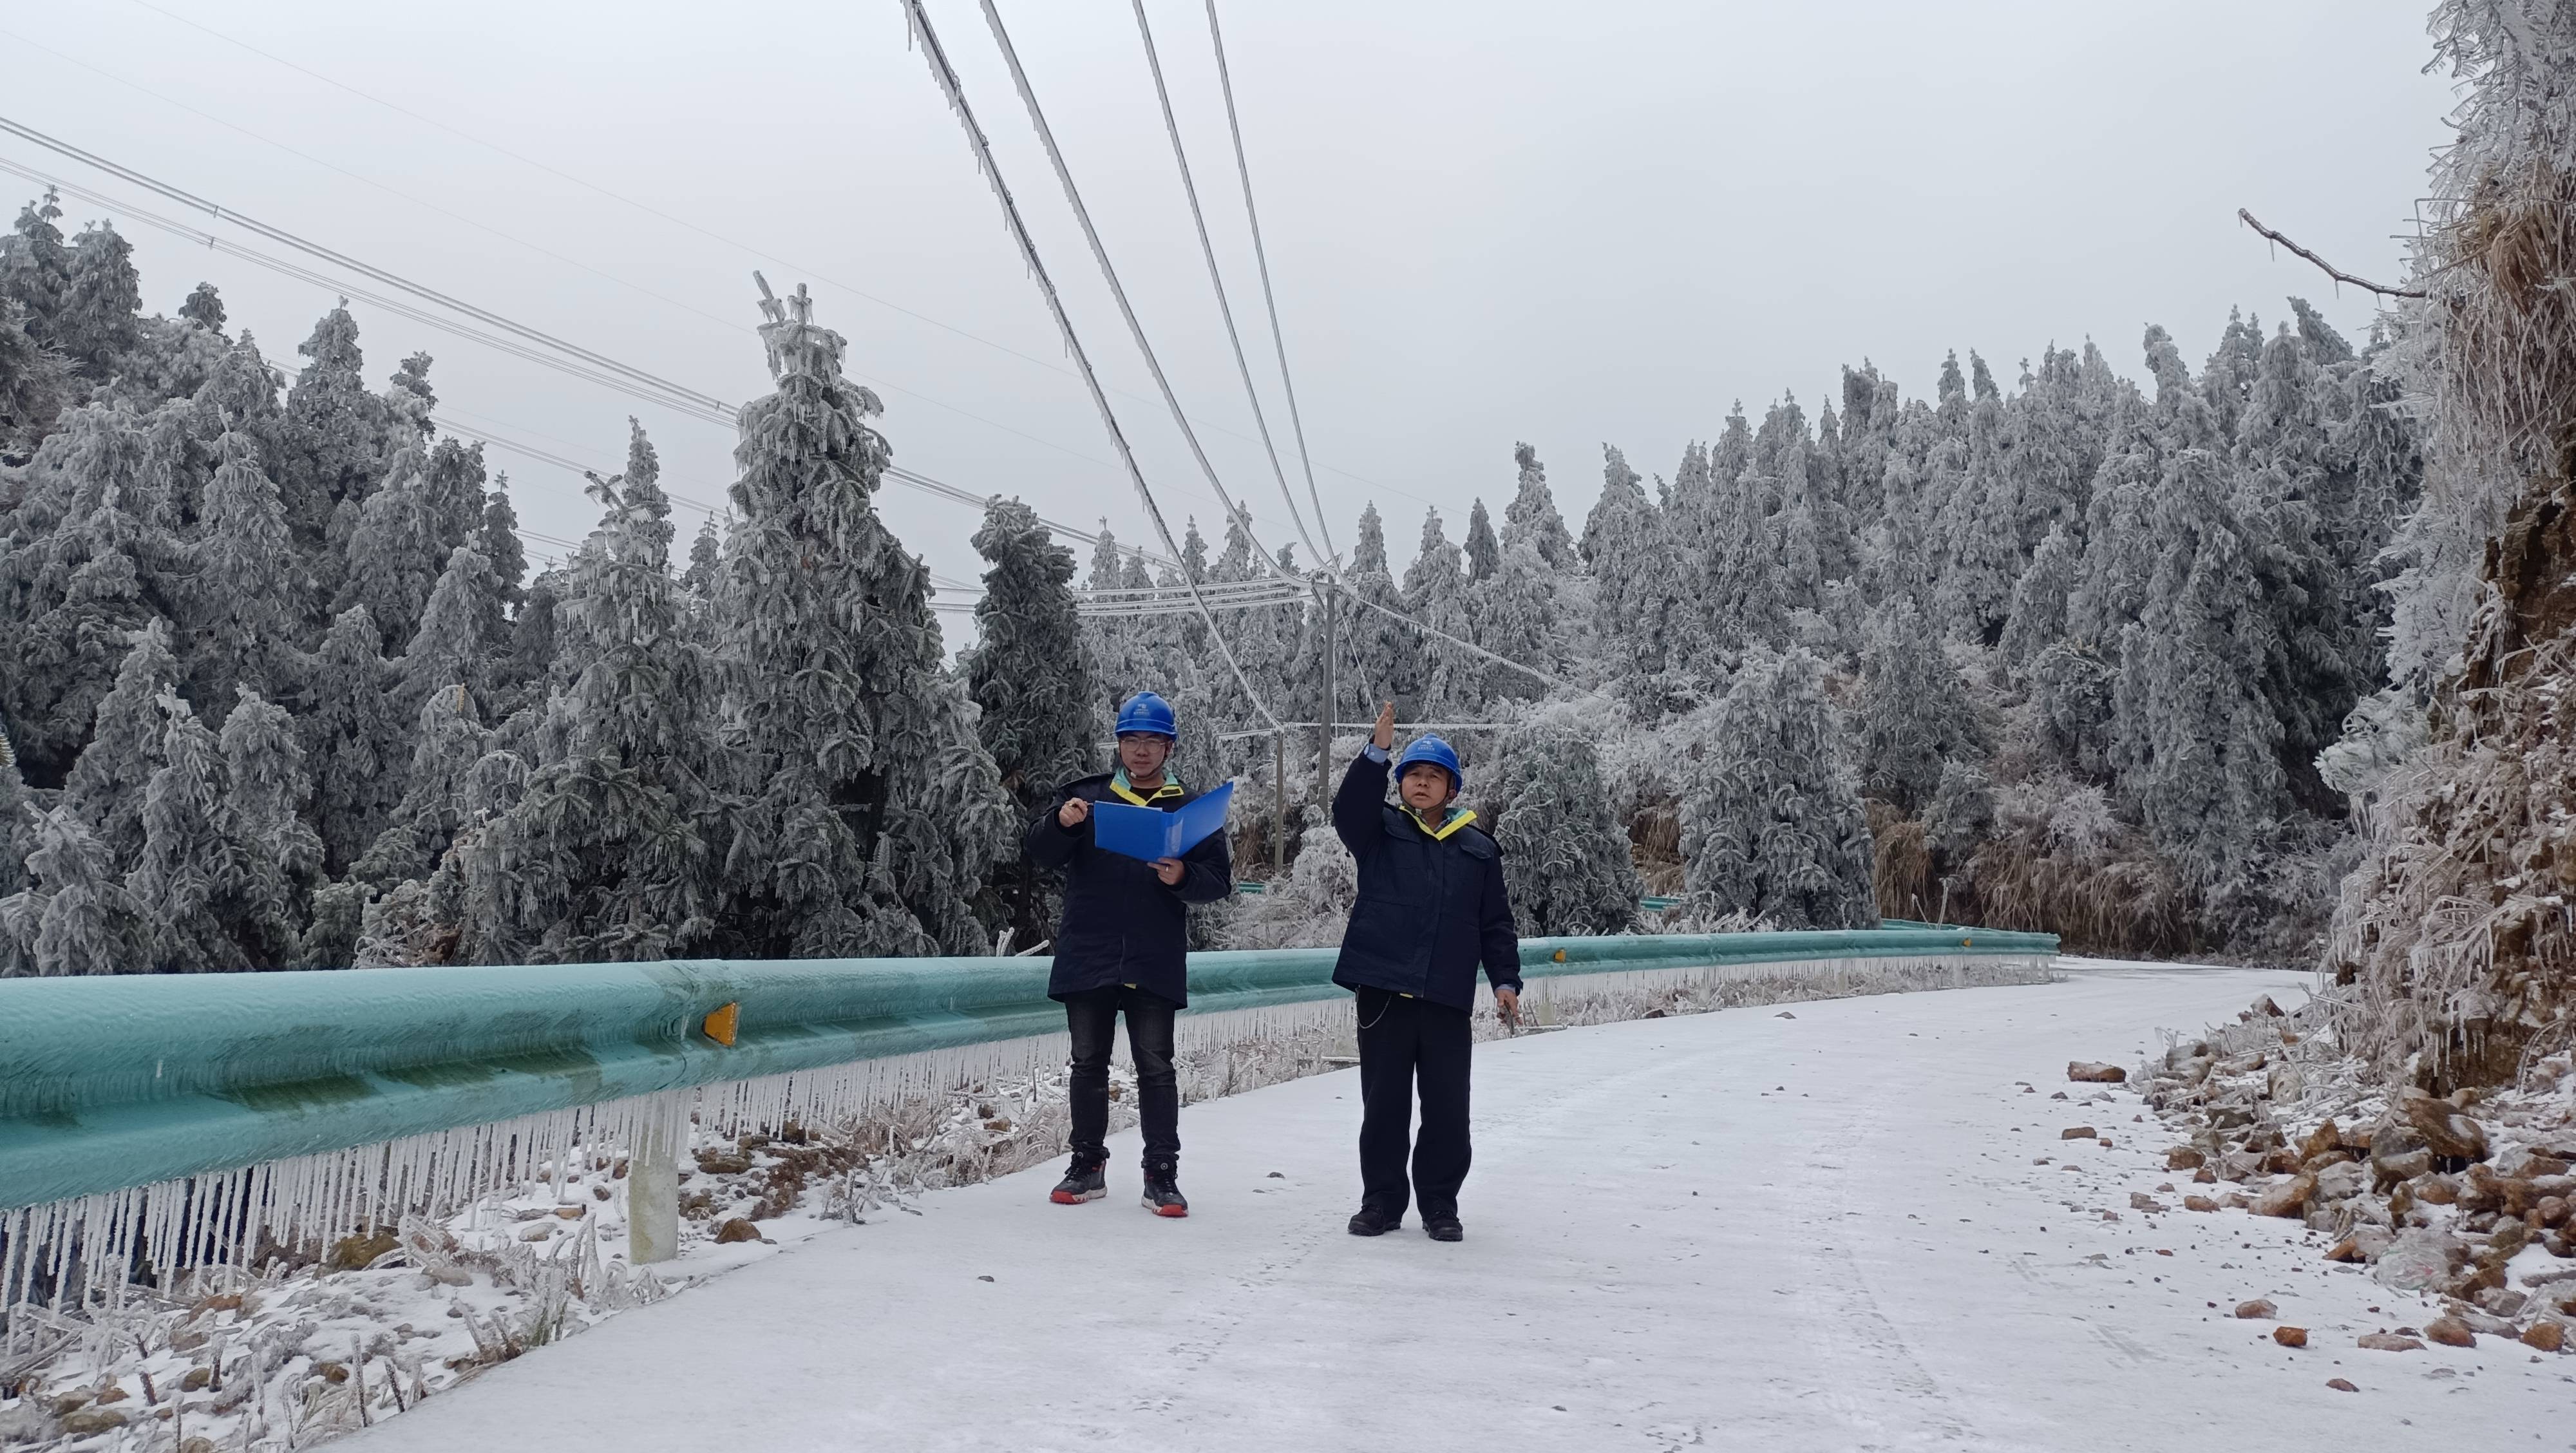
1089;781;1234;862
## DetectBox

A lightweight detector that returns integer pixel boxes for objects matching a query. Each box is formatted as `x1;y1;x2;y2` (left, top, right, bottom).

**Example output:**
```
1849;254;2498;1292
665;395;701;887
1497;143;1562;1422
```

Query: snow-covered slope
352;962;2566;1451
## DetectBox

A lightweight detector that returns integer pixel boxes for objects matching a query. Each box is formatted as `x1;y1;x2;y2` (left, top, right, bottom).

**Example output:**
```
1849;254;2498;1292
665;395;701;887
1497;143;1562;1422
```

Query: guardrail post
628;1096;682;1266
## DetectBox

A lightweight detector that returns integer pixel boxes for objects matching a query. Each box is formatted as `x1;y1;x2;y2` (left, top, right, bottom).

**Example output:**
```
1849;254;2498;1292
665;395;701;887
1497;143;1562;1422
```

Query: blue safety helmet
1392;734;1463;795
1114;690;1179;740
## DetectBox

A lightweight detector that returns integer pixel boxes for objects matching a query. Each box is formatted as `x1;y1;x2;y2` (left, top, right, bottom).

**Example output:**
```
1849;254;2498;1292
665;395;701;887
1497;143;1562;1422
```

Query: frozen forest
0;32;2564;1105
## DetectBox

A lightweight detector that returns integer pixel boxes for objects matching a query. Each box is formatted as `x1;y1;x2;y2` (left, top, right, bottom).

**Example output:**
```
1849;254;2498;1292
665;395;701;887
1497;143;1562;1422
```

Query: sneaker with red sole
1049;1157;1106;1204
1141;1161;1189;1217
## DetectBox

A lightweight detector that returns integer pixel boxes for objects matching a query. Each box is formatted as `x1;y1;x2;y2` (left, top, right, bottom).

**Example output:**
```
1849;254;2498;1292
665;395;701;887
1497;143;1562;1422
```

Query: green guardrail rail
0;926;2054;1214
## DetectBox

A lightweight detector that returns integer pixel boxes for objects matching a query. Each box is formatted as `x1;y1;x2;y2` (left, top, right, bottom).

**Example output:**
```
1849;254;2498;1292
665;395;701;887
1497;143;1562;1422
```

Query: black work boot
1347;1205;1401;1237
1050;1156;1107;1204
1141;1160;1189;1217
1423;1213;1463;1242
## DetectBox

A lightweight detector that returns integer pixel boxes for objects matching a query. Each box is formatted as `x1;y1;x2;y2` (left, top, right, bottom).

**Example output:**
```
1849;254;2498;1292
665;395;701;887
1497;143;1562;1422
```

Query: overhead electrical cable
0;111;738;418
108;0;1441;514
972;0;1294;587
1127;0;1322;568
897;0;1283;730
1202;0;1336;564
0;150;1183;565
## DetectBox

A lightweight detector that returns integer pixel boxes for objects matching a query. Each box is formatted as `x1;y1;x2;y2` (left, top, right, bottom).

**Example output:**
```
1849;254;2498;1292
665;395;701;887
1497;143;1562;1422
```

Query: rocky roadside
2121;991;2576;1362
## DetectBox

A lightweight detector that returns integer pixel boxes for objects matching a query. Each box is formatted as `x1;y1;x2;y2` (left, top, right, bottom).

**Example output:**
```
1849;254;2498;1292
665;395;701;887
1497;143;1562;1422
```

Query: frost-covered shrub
1676;647;1876;929
1485;716;1642;936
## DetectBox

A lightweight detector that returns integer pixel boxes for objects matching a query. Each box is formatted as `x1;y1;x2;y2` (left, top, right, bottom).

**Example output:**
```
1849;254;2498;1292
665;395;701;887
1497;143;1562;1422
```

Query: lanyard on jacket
1410;806;1477;841
1110;770;1183;808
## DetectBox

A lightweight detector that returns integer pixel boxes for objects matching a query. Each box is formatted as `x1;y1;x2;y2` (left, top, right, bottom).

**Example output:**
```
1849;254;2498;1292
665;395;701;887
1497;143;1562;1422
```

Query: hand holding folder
1088;781;1234;863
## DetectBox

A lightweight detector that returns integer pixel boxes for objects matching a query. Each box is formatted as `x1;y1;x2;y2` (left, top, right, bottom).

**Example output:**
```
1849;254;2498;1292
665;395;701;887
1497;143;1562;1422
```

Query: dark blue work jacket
1024;772;1233;1007
1331;752;1523;1012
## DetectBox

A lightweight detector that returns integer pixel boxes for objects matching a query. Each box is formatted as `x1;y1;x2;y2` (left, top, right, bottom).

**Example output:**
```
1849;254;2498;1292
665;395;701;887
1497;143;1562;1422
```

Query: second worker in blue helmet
1023;690;1233;1217
1332;701;1523;1242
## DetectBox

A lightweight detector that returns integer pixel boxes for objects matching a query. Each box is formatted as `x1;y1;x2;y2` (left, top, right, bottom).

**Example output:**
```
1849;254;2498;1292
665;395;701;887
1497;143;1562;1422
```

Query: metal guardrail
0;926;2054;1215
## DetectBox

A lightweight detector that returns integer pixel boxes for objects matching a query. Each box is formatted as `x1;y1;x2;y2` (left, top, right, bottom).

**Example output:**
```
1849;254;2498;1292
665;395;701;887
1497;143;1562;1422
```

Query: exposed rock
713;1218;764;1244
694;1148;753;1175
2166;1146;2205;1170
2310;1161;2366;1205
2235;1298;2278;1319
2251;1172;2316;1219
2476;1287;2528;1318
2413;1173;2459;1205
2184;1195;2221;1212
57;1408;129;1436
2524;1320;2566;1353
2059;1126;2097;1140
2273;1325;2307;1347
2130;1193;2168;1213
2326;1377;2358;1391
2372;1229;2465;1292
2401;1092;2489;1164
2067;1062;2126;1083
2424;1316;2476;1347
2358;1332;2423;1351
2325;1227;2391;1262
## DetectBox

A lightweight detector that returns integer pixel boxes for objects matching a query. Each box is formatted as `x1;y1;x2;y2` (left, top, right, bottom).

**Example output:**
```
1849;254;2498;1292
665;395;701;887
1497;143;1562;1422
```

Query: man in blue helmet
1023;690;1233;1217
1331;701;1522;1242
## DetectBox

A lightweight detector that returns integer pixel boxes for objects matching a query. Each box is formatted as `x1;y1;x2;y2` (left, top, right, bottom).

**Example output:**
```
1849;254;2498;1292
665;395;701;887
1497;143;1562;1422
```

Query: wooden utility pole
1315;581;1336;808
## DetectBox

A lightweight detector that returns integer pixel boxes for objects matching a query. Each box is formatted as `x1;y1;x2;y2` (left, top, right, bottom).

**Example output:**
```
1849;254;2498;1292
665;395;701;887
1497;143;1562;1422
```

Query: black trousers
1064;984;1179;1167
1354;987;1473;1220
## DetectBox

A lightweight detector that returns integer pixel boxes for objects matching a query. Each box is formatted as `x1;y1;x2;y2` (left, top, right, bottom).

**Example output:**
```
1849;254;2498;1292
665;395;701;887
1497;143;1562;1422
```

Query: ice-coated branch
2237;208;2427;299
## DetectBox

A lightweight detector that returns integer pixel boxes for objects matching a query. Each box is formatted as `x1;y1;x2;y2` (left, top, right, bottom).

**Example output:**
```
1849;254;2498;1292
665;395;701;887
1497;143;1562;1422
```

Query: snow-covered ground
349;962;2569;1452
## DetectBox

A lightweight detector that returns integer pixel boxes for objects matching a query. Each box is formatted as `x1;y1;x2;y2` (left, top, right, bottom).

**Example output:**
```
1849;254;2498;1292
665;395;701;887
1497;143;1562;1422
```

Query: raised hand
1372;700;1396;752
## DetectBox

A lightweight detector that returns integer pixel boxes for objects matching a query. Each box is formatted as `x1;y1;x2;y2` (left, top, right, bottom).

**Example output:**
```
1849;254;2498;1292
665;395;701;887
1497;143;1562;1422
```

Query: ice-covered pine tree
713;285;1010;958
0;806;151;976
1582;445;1681;679
1404;506;1481;719
1854;595;1989;814
2110;449;2285;886
0;190;72;349
965;497;1098;945
1338;503;1419;721
55;223;140;382
1676;646;1876;929
61;619;182;869
219;687;321;966
1463;497;1501;583
126;692;253;971
336;397;464;655
1477;539;1562;701
1077;524;1146;711
0;401;176;784
448;421;726;964
0;734;30;900
1998;521;2080;667
302;604;406;875
1486;716;1642;935
177;282;225;332
276;305;392;567
965;496;1097;815
1501;443;1575;569
184;428;307;718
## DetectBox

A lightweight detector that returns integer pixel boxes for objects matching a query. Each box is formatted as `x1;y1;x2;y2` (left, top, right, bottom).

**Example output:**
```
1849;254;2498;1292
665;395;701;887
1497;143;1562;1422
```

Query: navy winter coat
1331;751;1523;1012
1025;772;1234;1008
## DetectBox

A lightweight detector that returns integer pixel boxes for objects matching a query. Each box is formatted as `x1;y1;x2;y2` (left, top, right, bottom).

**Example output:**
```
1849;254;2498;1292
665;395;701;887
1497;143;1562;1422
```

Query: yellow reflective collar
1109;772;1183;808
1414;807;1477;842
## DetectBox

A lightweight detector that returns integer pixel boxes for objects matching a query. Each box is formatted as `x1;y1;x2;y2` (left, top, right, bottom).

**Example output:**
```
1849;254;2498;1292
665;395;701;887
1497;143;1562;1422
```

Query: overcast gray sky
4;0;2454;613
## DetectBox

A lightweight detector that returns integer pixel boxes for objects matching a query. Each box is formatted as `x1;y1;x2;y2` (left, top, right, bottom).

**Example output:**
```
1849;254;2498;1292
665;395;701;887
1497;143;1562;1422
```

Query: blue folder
1090;781;1234;862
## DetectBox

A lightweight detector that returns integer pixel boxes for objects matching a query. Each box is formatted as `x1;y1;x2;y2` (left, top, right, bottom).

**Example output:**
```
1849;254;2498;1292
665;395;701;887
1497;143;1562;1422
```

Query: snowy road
357;962;2569;1450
